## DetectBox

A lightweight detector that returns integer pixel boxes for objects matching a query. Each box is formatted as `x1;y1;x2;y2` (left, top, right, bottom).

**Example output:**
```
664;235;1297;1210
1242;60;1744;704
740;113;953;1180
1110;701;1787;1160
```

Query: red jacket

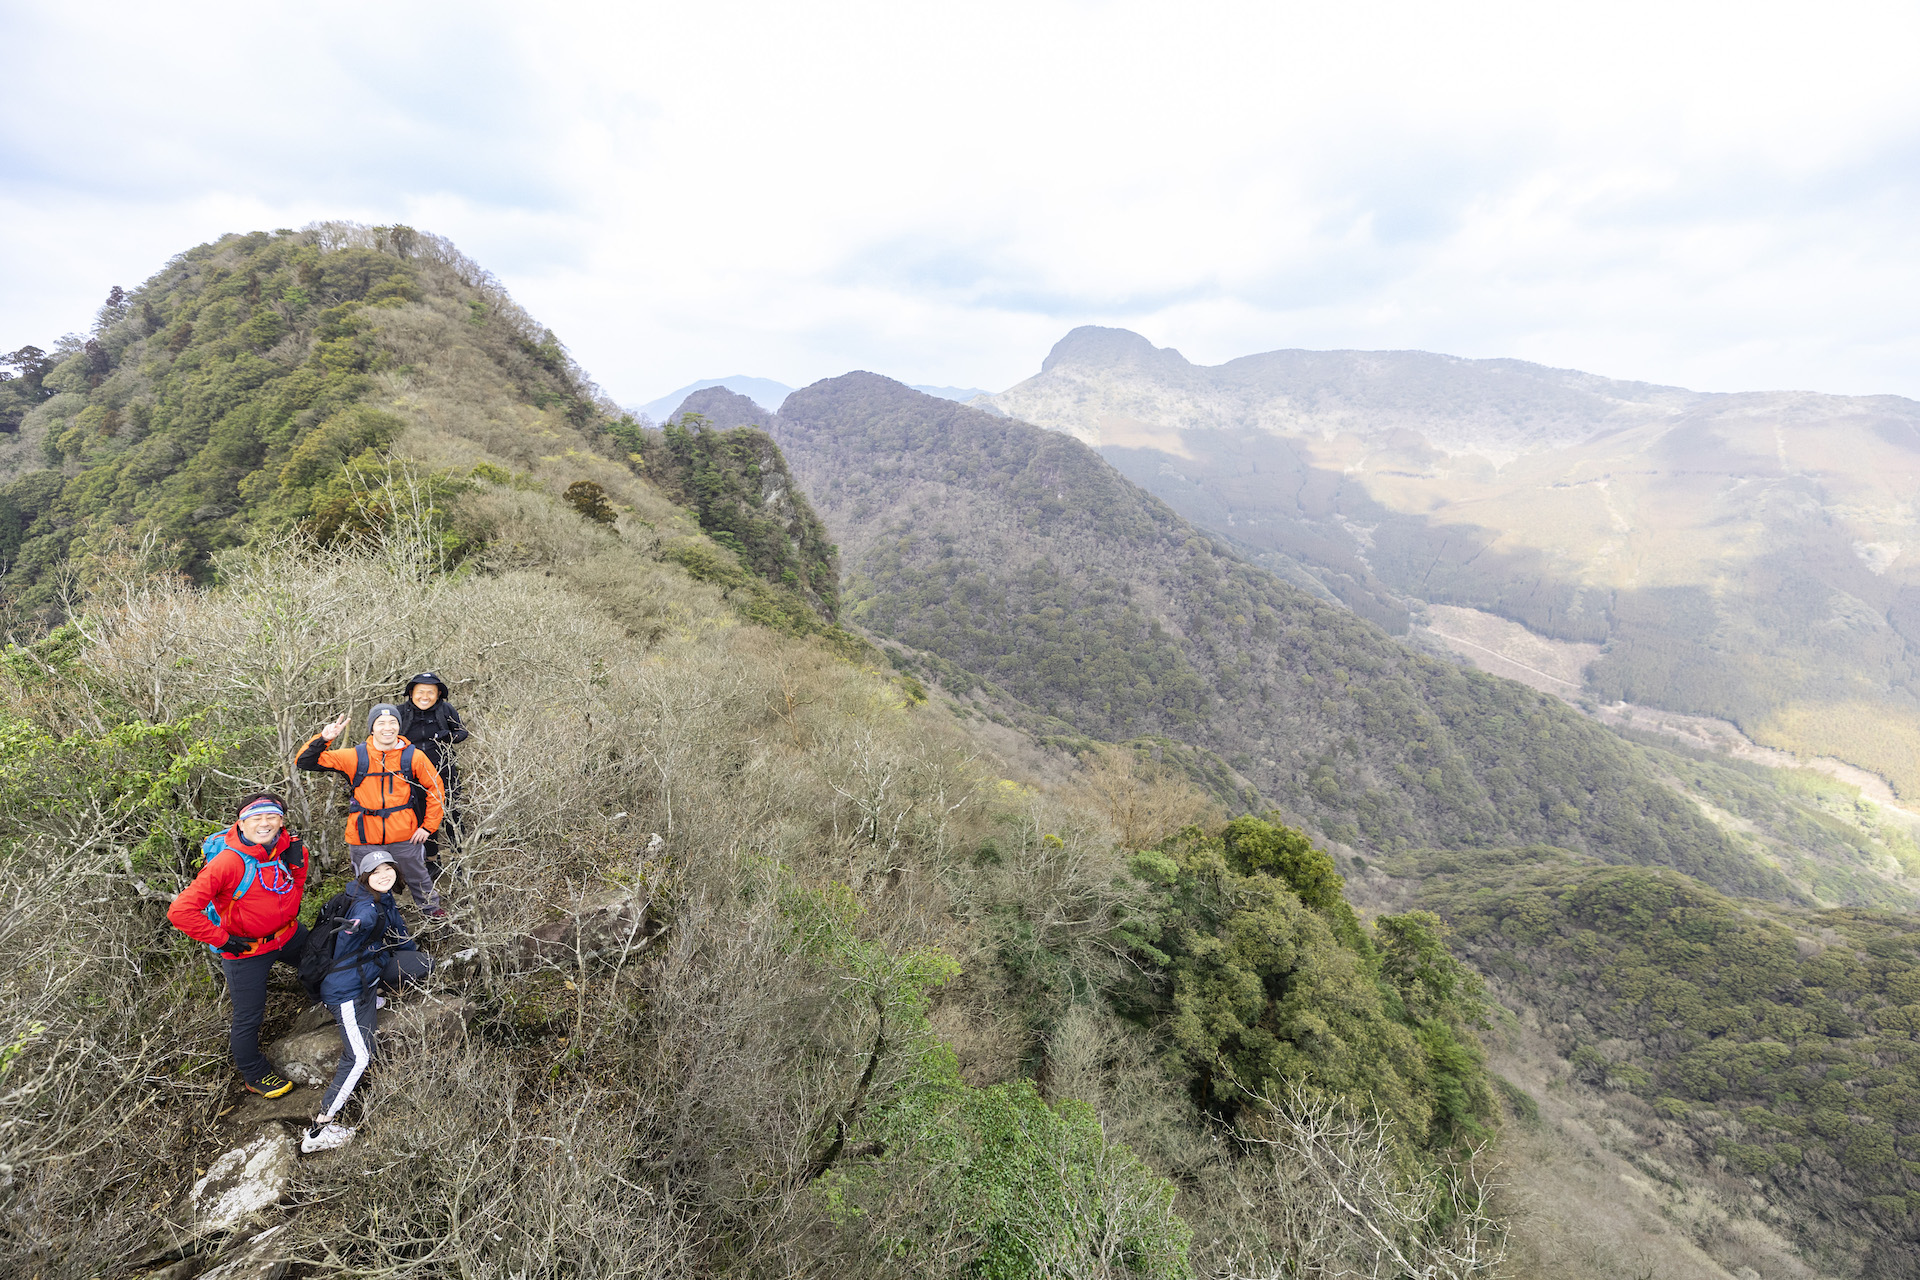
295;732;445;845
167;825;309;958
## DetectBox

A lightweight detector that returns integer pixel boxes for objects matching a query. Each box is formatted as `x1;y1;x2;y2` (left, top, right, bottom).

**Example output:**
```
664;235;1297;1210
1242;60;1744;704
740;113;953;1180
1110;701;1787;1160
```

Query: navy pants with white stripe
320;996;378;1119
318;952;434;1119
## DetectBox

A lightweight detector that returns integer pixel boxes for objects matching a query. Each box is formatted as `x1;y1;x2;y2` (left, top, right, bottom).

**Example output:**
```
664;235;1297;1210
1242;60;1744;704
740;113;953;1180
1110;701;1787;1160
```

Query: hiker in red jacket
296;703;447;918
167;794;311;1099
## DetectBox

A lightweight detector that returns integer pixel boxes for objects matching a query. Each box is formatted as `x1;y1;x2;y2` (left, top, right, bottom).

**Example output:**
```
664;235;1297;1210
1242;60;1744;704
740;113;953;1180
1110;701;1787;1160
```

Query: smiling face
238;811;284;844
370;711;401;748
367;864;398;894
411;683;439;711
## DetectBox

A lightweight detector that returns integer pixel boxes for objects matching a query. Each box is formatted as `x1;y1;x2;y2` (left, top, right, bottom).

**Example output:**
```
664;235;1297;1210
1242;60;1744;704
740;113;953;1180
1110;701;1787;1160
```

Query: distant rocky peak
1040;325;1190;375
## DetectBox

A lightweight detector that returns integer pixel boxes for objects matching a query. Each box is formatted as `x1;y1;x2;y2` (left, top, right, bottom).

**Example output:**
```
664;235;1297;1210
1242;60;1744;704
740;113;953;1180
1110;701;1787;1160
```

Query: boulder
266;995;471;1087
221;1085;324;1133
289;1002;334;1035
198;1223;293;1280
501;890;659;973
192;1127;296;1234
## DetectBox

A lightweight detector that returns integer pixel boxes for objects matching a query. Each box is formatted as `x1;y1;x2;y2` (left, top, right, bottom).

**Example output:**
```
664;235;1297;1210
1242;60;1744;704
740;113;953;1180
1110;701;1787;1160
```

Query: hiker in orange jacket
296;703;448;918
167;793;311;1098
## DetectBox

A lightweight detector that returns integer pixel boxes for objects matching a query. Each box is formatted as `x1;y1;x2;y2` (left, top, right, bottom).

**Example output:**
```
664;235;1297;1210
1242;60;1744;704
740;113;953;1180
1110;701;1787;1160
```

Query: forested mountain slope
11;223;1915;1280
759;374;1784;898
986;327;1920;802
0;225;846;646
1379;847;1920;1277
1;226;1515;1280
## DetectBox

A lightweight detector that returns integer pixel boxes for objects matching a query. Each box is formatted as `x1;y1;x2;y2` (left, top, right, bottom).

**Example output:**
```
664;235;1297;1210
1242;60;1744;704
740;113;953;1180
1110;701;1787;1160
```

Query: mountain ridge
1016;324;1716;457
7;223;1918;1279
762;372;1803;899
989;326;1920;800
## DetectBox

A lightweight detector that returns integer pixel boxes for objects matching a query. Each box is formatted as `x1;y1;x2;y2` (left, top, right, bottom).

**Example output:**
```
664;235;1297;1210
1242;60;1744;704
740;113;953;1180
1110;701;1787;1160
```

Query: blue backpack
199;830;299;951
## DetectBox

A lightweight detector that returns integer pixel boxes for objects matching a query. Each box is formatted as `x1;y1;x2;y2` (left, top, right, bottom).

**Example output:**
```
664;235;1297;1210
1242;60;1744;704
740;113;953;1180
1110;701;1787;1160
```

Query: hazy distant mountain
640;377;989;423
995;326;1705;457
989;327;1920;798
636;375;793;422
909;384;993;402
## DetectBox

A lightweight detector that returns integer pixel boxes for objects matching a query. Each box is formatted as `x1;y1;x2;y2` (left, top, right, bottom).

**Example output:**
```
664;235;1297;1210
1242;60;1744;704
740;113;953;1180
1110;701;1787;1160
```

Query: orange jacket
167;825;309;957
296;732;445;845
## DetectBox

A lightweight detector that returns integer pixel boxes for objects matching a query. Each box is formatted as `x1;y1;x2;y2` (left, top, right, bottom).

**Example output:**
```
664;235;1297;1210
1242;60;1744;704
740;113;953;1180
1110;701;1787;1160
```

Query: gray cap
367;703;403;733
356;849;398;882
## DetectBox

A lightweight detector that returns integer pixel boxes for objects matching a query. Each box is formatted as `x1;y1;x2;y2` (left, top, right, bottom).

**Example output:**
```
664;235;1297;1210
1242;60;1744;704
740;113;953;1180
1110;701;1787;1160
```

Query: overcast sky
4;1;1918;404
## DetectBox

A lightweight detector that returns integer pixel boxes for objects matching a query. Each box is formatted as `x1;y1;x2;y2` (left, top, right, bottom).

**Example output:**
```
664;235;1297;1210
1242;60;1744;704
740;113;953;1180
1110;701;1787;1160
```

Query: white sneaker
301;1121;356;1153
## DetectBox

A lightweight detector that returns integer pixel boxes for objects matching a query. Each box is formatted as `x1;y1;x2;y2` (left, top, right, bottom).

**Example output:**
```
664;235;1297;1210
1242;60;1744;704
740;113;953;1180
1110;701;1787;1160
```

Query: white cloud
4;0;1918;401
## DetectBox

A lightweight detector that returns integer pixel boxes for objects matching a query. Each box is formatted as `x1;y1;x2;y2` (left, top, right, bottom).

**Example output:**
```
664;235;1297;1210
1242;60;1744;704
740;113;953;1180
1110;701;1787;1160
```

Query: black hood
403;671;451;703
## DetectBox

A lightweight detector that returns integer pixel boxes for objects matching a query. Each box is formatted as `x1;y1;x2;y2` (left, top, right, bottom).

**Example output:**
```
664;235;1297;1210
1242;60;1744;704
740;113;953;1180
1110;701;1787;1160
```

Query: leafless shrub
1192;1081;1506;1280
289;1041;704;1278
1065;745;1217;851
0;832;229;1275
3;505;1032;1272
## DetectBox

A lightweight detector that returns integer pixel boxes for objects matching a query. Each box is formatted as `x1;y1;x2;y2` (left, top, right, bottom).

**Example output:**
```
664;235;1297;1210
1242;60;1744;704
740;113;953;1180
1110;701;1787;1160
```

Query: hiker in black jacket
398;672;467;879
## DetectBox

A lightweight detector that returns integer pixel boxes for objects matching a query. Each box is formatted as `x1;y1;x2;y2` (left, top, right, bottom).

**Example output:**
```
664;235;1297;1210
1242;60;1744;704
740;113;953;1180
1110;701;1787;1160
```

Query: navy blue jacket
319;880;417;1006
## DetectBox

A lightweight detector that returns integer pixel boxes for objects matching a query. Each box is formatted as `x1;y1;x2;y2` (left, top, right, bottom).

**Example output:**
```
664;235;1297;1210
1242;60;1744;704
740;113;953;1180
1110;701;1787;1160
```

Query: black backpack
297;889;359;999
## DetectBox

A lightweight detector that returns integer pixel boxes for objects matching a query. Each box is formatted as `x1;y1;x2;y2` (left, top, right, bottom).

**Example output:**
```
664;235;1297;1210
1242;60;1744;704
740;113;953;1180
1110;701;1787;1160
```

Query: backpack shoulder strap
402;743;417;780
351;742;371;789
229;845;261;900
198;831;259;898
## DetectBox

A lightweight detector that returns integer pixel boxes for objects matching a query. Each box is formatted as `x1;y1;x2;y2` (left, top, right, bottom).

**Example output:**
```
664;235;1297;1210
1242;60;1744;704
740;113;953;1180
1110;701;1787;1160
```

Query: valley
4;225;1920;1280
983;327;1920;804
1415;601;1920;831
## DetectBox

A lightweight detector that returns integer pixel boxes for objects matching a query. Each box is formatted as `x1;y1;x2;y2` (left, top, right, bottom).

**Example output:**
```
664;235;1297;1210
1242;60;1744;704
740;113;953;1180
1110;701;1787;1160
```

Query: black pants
414;768;459;872
220;925;309;1085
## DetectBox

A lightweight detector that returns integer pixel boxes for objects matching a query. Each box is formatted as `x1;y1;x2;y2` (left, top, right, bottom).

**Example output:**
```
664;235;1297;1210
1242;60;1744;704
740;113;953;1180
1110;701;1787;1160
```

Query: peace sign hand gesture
321;713;351;741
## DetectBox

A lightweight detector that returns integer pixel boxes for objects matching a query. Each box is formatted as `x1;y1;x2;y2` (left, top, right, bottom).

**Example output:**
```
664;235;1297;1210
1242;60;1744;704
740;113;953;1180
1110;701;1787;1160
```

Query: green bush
1121;818;1494;1149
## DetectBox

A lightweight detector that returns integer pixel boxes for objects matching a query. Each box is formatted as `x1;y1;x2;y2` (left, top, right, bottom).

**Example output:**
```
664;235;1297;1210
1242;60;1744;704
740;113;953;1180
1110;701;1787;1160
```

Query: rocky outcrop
196;1224;293;1280
266;995;471;1087
500;889;660;973
191;1127;296;1234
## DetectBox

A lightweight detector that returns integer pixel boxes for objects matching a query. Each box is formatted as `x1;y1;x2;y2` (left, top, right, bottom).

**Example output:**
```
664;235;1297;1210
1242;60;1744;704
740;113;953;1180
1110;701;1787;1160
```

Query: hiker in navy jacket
301;852;434;1154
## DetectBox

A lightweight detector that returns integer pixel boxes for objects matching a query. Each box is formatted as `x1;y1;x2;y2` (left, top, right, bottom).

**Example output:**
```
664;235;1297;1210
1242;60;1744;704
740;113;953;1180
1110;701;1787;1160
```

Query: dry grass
3;491;1138;1274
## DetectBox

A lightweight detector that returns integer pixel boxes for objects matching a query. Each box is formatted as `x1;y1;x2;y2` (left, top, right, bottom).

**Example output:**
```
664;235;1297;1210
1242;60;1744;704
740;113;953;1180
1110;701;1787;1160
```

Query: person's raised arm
296;714;352;772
